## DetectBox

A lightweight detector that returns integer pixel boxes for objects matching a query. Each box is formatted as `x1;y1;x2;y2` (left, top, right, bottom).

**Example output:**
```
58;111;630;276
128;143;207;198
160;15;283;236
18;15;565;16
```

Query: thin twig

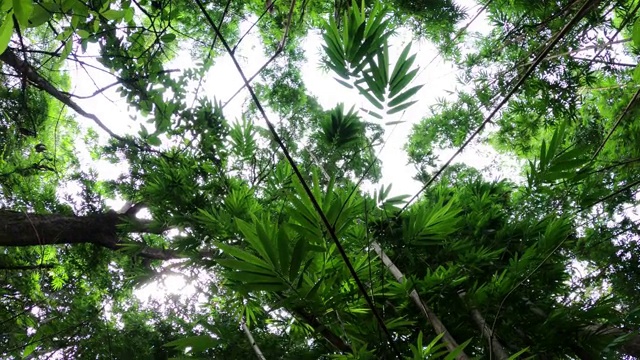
591;87;640;160
221;0;297;109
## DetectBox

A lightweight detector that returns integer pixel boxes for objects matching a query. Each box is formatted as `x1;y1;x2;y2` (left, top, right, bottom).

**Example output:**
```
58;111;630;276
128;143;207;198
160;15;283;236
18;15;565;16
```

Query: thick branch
371;241;469;360
0;210;181;260
291;307;351;353
0;47;124;141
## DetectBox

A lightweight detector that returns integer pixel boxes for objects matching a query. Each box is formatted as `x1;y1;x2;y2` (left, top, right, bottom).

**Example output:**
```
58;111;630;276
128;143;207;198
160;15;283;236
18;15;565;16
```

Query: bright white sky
63;1;523;301
68;0;518;209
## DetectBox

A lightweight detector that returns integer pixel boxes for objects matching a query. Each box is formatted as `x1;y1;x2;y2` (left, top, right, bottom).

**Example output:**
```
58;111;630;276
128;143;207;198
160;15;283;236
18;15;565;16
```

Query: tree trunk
291;306;352;353
241;319;266;360
371;241;469;360
0;210;180;259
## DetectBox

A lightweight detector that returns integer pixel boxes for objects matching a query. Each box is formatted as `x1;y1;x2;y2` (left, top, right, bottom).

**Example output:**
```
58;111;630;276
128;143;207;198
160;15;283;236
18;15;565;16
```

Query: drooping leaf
355;83;384;110
389;43;413;85
388;85;423;107
216;259;275;275
389;68;419;98
387;100;418;114
160;33;176;43
13;0;34;28
0;13;14;55
164;335;218;352
214;242;271;269
289;237;308;281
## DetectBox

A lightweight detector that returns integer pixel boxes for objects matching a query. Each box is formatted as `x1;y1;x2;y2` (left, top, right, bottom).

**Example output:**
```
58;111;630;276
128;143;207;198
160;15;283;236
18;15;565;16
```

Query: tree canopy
1;0;640;358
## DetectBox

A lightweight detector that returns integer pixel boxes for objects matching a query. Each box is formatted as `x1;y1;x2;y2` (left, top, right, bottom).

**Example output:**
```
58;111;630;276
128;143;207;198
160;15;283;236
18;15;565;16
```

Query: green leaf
352;32;379;67
367;20;393;52
385;120;405;125
28;3;54;27
76;29;90;39
277;228;291;275
334;77;353;89
389;68;418;98
225;270;280;284
539;139;547;170
364;3;384;37
540;170;573;182
547;121;565;160
633;19;640;48
552;147;584;164
363;71;385;102
287;223;321;244
214;242;270;269
60;40;72;60
366;110;383;119
304;277;323;299
255;220;279;269
235;219;270;264
507;347;530;359
160;33;176;43
633;64;640;82
164;335;218;352
380;41;389;84
443;339;472;360
0;13;14;55
124;7;134;22
289;196;319;230
241;282;289;292
365;57;386;96
289;238;308;281
216;259;274;275
547;158;589;173
388;85;422;107
355;83;384;110
387;100;418;114
324;39;346;66
1;0;12;11
390;53;417;90
324;47;350;79
389;43;412;84
101;9;124;21
322;19;343;54
23;341;38;358
347;21;367;63
13;0;34;28
384;194;410;206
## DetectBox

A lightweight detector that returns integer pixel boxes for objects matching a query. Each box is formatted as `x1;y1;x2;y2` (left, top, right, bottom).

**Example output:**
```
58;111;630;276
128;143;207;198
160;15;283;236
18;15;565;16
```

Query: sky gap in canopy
63;0;519;216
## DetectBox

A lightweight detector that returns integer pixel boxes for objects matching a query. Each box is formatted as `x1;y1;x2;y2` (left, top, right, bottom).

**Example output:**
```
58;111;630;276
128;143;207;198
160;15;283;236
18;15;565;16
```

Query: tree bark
371;241;469;360
291;306;352;353
0;47;126;141
459;292;509;360
0;210;181;260
241;319;266;360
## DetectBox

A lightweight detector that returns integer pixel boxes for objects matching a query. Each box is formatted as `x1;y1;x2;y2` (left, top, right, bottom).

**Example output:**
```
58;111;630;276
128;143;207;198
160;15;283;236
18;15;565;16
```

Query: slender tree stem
371;241;469;360
458;291;509;360
241;319;267;360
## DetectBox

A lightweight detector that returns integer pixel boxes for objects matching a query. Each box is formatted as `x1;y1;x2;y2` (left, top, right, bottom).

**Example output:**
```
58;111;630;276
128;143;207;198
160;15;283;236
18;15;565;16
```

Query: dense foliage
1;0;640;358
